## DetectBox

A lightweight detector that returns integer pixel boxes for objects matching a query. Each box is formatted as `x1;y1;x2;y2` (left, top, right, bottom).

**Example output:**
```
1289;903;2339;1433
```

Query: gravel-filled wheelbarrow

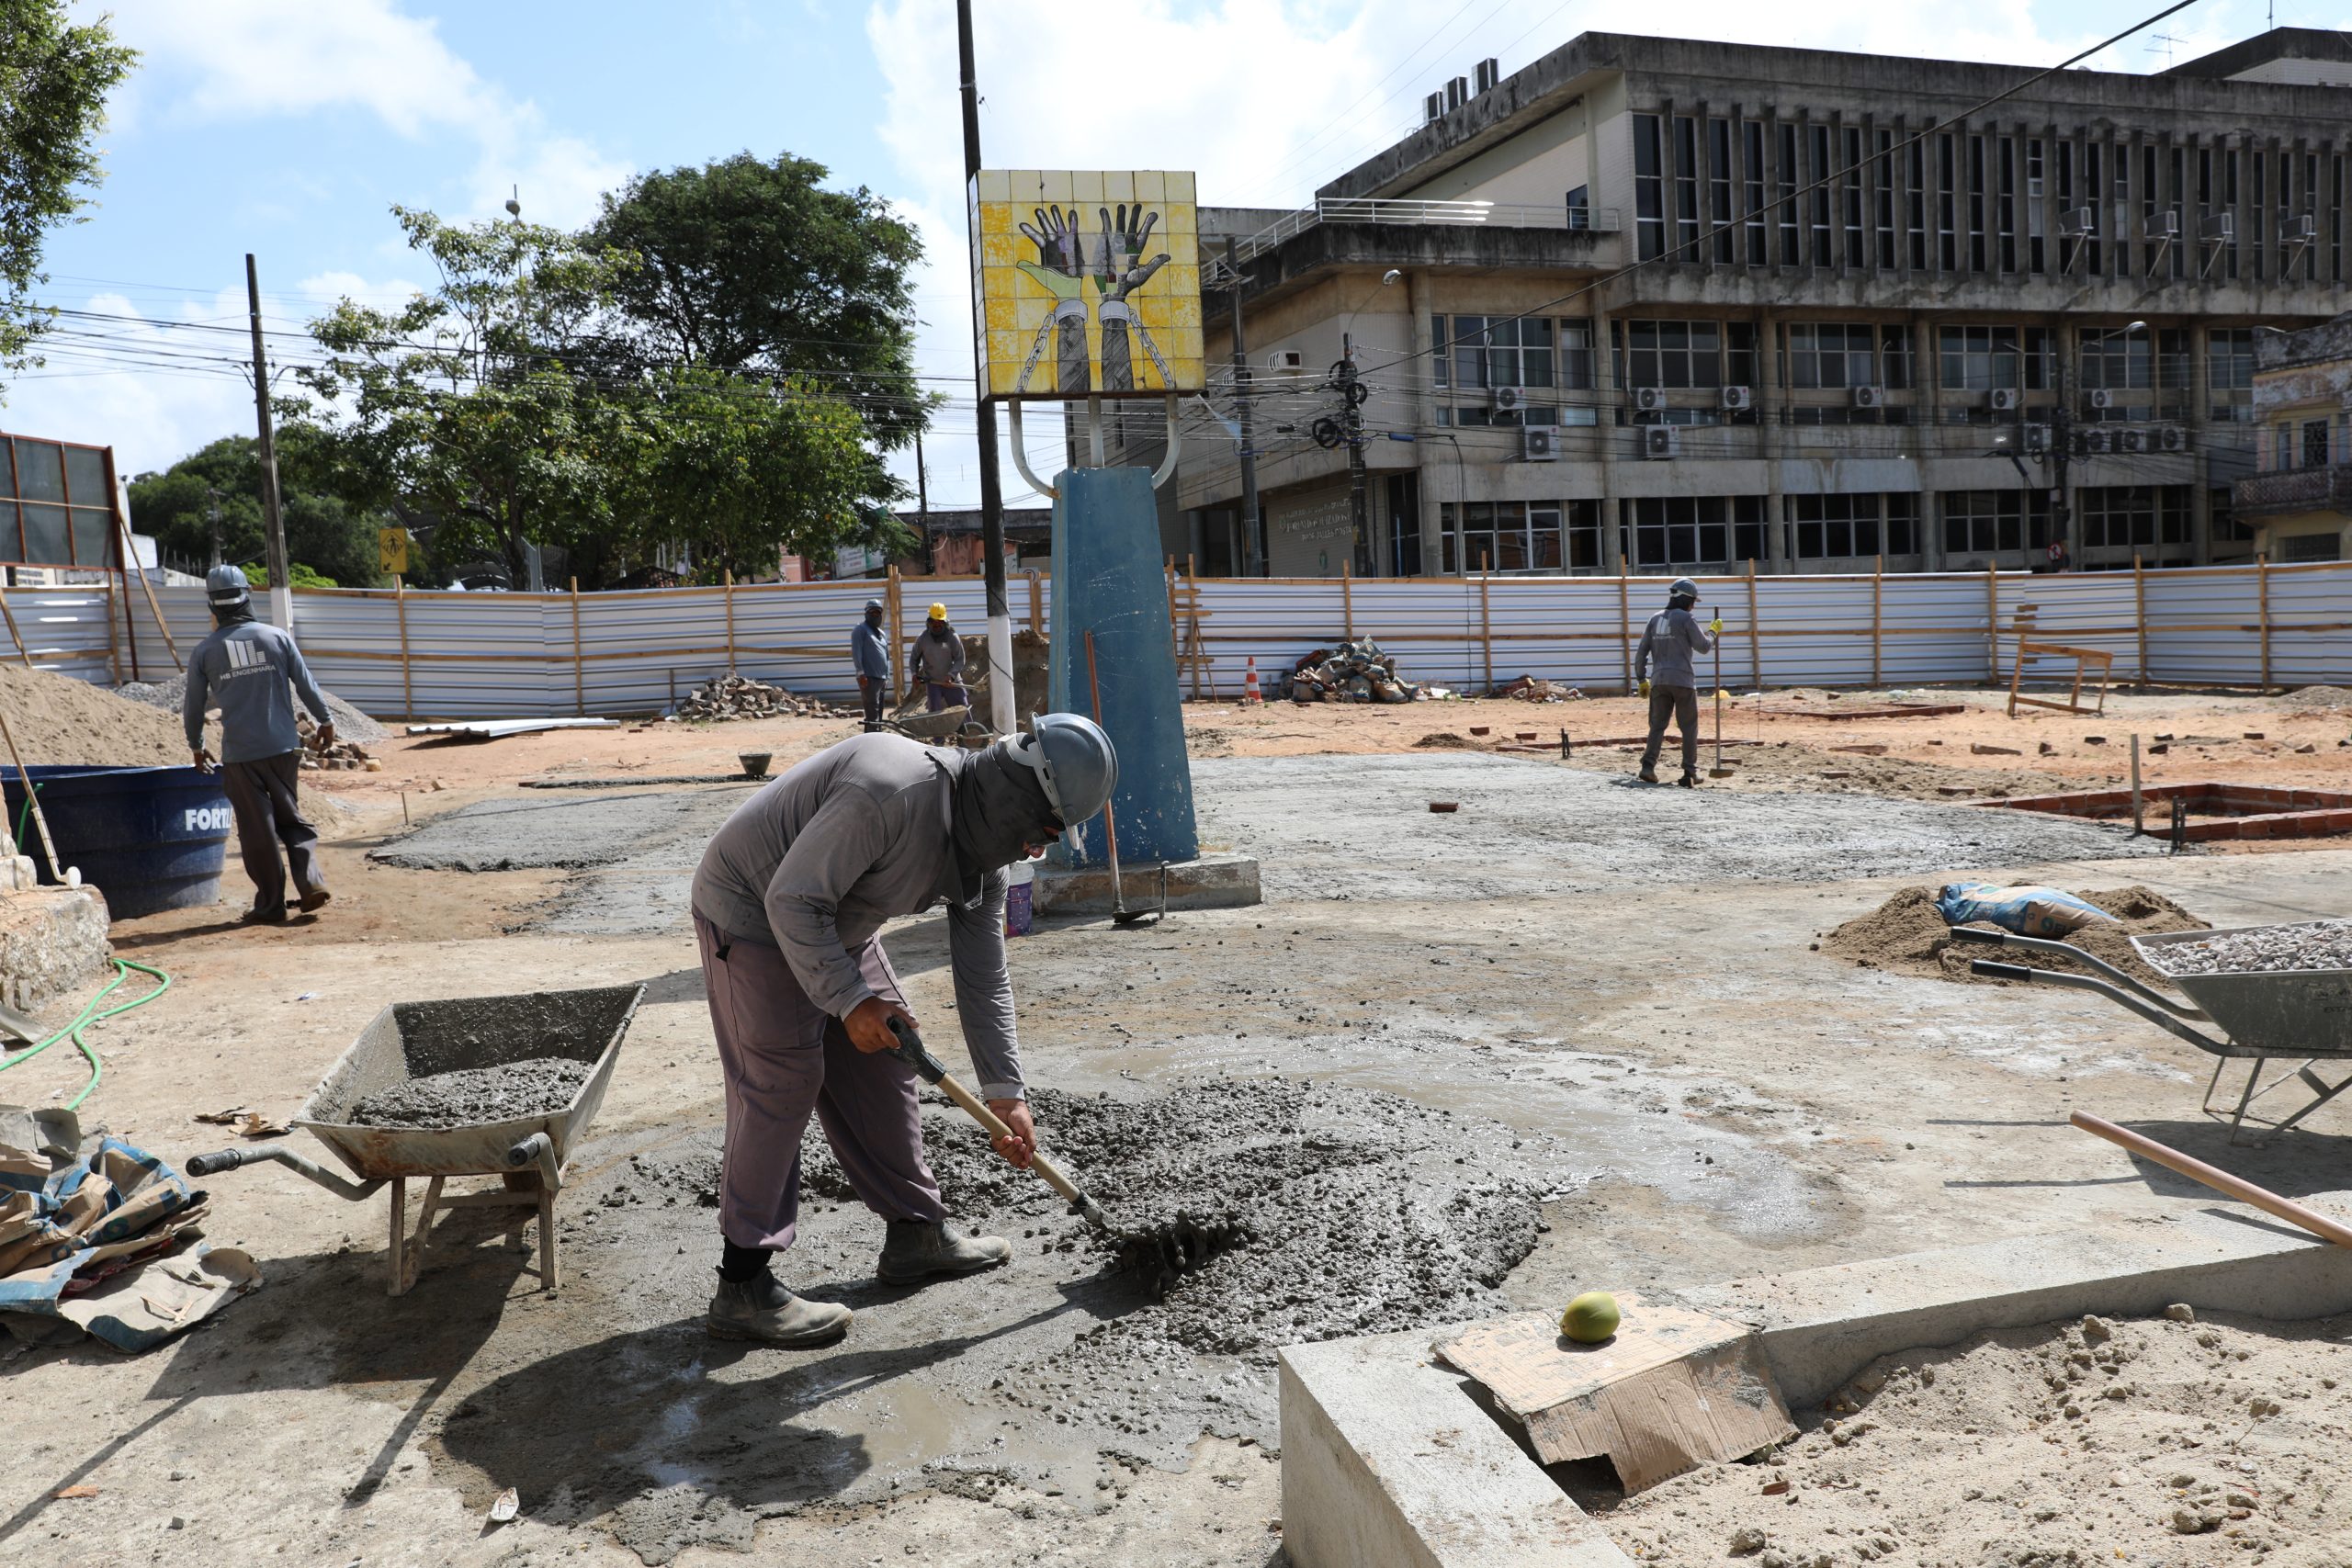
187;984;644;1295
1957;922;2352;1143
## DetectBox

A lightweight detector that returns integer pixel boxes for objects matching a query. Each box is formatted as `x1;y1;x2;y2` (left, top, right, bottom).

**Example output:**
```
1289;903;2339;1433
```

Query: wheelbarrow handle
1968;960;2248;1058
1950;926;2208;1021
506;1132;563;1191
184;1142;386;1201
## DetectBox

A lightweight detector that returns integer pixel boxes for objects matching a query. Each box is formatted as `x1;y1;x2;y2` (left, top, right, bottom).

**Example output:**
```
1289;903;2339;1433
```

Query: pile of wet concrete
348;1056;590;1129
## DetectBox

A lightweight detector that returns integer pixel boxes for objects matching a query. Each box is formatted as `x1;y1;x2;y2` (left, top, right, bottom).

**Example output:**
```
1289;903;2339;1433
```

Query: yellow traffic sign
378;527;410;575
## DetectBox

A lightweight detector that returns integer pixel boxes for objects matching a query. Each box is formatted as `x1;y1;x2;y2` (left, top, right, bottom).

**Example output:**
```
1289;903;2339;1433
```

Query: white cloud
85;0;630;226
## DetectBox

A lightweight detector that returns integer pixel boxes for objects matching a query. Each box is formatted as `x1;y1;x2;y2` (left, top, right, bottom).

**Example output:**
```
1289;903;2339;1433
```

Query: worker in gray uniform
913;602;968;712
688;713;1117;1346
1634;576;1720;787
850;598;891;732
184;565;335;923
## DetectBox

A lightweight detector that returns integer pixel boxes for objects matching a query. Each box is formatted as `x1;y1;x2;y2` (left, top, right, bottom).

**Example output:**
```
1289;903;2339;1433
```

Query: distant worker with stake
185;565;335;923
1634;576;1720;787
914;602;968;712
851;598;891;732
689;713;1118;1346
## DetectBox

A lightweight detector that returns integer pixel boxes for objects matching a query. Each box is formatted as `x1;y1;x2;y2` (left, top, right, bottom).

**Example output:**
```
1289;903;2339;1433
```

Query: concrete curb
1032;852;1261;913
1279;1204;2352;1566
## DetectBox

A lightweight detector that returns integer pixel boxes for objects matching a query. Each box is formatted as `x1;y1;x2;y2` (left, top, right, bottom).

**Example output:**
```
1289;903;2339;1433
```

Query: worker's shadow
1949;1113;2352;1211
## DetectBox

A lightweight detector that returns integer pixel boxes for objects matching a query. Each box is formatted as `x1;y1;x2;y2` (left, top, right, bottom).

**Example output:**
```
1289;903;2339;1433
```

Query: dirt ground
3;683;2351;1567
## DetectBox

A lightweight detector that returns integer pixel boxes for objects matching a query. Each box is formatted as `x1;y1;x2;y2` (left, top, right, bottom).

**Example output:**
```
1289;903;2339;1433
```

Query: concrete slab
0;886;107;1010
1031;851;1261;913
1280;1329;1634;1568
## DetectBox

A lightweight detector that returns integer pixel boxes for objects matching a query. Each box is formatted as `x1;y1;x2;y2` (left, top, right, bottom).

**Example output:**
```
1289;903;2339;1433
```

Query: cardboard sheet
1436;1291;1795;1493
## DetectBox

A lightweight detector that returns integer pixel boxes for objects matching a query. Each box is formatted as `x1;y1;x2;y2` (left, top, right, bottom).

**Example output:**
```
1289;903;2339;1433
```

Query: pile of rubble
672;672;842;722
1286;638;1445;704
297;714;378;772
1493;674;1584;703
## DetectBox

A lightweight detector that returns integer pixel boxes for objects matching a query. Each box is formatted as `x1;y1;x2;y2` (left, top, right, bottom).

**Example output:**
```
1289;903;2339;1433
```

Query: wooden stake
115;505;181;671
1478;551;1493;695
1984;561;2000;682
569;576;584;717
1871;553;1883;687
394;576;413;721
2132;551;2149;688
2130;733;2143;836
1341;558;1353;640
884;565;904;703
1745;558;1760;689
101;582;119;687
1617;557;1632;694
2256;551;2271;693
0;587;30;668
724;567;740;679
2073;1111;2352;1248
1026;570;1043;637
0;708;62;879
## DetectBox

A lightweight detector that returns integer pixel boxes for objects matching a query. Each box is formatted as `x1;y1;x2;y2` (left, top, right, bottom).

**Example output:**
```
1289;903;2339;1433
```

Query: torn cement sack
1935;883;2116;939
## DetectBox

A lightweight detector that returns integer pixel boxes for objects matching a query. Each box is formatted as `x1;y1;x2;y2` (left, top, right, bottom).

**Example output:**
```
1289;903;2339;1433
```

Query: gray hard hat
207;564;252;608
1010;712;1117;827
1668;576;1702;600
864;598;885;614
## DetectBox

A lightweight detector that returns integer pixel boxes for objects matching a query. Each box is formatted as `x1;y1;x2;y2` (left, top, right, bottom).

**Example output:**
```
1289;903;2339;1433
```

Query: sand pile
0;664;197;766
119;671;388;743
1823;885;2208;989
1595;1309;2352;1566
1413;730;1476;749
347;1056;590;1129
2274;684;2352;713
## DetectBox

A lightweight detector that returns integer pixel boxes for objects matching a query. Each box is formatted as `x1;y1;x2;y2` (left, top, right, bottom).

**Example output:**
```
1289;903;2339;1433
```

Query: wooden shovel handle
930;1069;1086;1207
2072;1111;2352;1247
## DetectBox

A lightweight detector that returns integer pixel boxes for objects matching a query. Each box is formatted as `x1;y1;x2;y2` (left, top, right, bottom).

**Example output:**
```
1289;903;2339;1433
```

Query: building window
1441;500;1600;575
1940;490;2051;558
1907;142;1928;269
1778;123;1800;265
2080;486;2190;548
2207;329;2255;422
1674;116;1702;257
1968;134;1987;272
2303;418;2333;469
2156;329;2191;418
1809;125;1832;265
1843;127;1865;266
1937;133;1957;271
1939;325;2023;391
2028;138;2046;273
1742;120;1767;265
1634;114;1665;261
1566;186;1589;227
1624;320;1724;389
2170;146;2188;279
1881;325;1914;389
1786;493;1919;558
1997;137;2018;273
2280;532;2342;562
2079;325;2152;392
1434;315;1557;425
2082;143;2103;276
1875;130;1897;269
1620;495;1766;569
1788;323;1879;389
1709;118;1735;264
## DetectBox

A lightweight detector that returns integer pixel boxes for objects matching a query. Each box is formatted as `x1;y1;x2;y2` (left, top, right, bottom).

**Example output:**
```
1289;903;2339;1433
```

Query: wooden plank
569;577;585;716
1985;561;1999;682
2132;551;2149;687
1870;554;1883;687
1617;558;1631;694
725;567;740;678
117;506;181;671
1478;552;1493;695
1341;559;1353;640
0;592;31;667
1745;558;1760;689
394;577;414;719
2257;551;2272;692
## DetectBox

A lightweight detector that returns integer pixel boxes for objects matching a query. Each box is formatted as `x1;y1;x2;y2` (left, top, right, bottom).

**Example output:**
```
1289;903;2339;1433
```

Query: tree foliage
0;0;135;386
125;429;391;589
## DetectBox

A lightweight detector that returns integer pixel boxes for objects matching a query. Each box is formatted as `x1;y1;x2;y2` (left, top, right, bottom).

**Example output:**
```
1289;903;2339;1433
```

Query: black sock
718;1240;773;1283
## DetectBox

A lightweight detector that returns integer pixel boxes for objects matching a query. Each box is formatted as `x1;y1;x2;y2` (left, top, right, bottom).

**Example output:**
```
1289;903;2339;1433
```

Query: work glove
1708;616;1724;636
1638;678;1651;698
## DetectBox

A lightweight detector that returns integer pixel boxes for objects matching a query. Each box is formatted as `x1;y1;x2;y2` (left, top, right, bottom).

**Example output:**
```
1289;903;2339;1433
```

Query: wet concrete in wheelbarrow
408;1076;1587;1563
348;1056;592;1129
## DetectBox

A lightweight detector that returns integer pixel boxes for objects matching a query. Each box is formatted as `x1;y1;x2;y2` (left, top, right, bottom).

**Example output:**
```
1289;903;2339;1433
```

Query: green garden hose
0;958;172;1111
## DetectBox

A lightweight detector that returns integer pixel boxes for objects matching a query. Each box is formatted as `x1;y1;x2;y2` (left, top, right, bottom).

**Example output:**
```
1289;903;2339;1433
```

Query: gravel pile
119;672;389;744
670;672;840;721
2145;919;2352;976
346;1056;591;1129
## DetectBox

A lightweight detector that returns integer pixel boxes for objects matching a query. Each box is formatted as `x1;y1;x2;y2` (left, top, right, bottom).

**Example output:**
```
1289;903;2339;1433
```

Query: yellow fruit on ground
1560;1291;1621;1343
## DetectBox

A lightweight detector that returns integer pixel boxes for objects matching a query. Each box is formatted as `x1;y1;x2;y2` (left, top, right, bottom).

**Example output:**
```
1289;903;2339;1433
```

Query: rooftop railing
1231;198;1622;263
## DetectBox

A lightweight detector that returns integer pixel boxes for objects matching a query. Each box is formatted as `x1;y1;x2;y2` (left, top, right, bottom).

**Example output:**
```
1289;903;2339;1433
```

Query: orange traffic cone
1243;656;1263;705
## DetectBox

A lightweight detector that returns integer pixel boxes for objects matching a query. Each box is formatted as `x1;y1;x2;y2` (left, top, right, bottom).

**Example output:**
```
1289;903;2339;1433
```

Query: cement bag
1935;883;2114;938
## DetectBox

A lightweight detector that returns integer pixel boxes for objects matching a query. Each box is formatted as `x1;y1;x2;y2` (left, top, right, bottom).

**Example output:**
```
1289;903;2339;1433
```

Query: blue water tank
0;765;233;918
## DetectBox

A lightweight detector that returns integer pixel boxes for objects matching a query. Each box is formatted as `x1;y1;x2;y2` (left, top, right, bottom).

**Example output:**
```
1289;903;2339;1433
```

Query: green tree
0;1;135;386
296;207;638;585
585;152;932;450
124;429;390;588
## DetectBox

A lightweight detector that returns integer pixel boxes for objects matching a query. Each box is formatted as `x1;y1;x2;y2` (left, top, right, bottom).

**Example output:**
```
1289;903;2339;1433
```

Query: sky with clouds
7;0;2331;511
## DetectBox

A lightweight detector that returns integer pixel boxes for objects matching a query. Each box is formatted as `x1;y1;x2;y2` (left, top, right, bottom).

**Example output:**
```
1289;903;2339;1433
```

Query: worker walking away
184;565;335;923
914;602;968;712
689;713;1118;1346
850;598;891;732
1633;576;1720;787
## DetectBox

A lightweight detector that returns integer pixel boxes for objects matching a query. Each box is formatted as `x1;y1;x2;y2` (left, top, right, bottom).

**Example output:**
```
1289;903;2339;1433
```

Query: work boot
298;887;332;913
1637;765;1659;784
1678;772;1698;788
876;1219;1011;1284
241;907;288;926
706;1273;852;1346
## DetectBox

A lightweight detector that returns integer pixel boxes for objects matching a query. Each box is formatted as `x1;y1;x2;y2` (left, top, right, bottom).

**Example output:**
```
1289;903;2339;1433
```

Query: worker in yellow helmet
914;602;969;713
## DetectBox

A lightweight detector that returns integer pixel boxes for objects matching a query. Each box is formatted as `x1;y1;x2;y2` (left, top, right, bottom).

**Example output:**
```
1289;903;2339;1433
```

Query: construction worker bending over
1634;576;1721;787
688;714;1117;1347
914;602;969;712
850;598;891;732
184;565;335;923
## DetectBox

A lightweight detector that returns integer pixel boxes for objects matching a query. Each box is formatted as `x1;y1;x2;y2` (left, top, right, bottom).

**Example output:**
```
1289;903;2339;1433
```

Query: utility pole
915;429;931;571
204;487;224;568
1340;334;1370;575
1224;236;1261;577
956;0;1014;734
245;254;293;629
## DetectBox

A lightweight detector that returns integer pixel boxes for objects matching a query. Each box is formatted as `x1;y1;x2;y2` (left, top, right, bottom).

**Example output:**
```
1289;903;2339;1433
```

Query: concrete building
2234;313;2352;563
1172;28;2352;580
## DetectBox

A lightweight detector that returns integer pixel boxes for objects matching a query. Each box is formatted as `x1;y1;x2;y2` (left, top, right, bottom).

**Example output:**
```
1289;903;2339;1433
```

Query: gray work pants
858;676;886;732
924;682;967;713
1641;684;1701;778
221;750;322;918
695;914;944;1255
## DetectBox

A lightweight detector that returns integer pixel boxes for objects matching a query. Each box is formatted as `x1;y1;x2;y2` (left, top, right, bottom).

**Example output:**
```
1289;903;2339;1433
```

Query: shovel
885;1015;1239;1295
1081;629;1160;929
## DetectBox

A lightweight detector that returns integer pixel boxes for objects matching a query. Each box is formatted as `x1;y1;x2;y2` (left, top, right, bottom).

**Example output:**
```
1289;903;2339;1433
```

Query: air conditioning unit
1642;426;1680;459
1473;57;1500;95
2200;212;2234;243
2154;211;2182;240
1445;75;1468;111
2287;213;2318;243
2088;388;2116;410
1265;349;1304;372
1851;386;1885;409
2158;423;2188;452
1423;91;1443;124
2084;428;2113;454
2118;427;2149;453
1492;386;1528;413
1720;385;1753;411
2059;207;2096;237
2023;423;2052;453
1634;386;1668;412
1521;425;1559;461
1989;388;2021;412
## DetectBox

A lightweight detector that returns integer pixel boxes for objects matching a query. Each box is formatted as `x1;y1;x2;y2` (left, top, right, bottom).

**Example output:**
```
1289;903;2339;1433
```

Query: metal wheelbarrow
187;984;644;1294
1958;922;2352;1143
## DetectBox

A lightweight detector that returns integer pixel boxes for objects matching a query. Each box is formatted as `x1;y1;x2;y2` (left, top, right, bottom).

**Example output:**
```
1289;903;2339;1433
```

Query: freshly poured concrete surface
10;756;2352;1566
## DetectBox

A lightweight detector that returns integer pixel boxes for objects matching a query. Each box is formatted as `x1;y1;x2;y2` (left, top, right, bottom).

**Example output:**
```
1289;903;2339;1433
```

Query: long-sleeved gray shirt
183;619;332;764
689;734;1023;1100
914;627;966;684
850;620;890;681
1634;606;1715;689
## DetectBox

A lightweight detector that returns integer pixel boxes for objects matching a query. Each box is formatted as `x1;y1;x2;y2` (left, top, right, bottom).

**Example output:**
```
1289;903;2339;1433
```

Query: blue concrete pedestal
1047;467;1198;868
